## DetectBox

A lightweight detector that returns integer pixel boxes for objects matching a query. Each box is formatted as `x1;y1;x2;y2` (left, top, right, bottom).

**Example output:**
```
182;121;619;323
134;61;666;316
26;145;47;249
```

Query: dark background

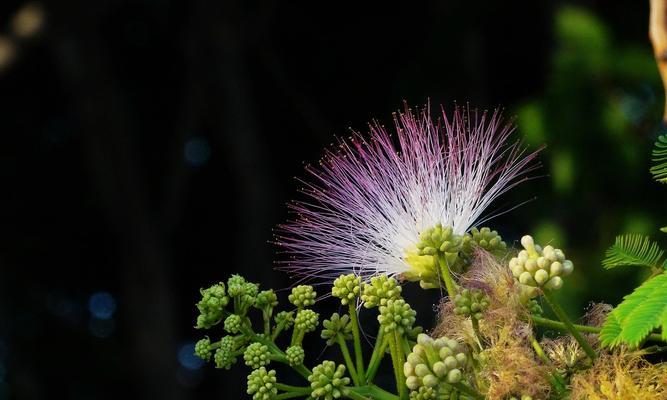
1;1;666;399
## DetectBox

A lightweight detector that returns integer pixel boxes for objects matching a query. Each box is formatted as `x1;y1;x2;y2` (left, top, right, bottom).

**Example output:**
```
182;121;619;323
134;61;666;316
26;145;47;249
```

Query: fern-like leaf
599;312;621;347
602;234;664;270
601;273;667;348
651;134;667;183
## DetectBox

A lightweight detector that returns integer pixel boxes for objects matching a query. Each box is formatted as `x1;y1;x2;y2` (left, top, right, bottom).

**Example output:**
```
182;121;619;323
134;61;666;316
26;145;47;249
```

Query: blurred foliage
514;6;666;313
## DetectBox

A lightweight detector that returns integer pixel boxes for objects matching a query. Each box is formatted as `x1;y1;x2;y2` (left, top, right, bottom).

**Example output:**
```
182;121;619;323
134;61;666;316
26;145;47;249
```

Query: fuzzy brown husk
432;249;553;399
569;350;667;400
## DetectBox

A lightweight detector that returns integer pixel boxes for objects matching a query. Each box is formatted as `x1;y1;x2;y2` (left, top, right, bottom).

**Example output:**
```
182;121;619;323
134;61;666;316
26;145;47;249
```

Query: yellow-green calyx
403;225;507;290
403;224;464;289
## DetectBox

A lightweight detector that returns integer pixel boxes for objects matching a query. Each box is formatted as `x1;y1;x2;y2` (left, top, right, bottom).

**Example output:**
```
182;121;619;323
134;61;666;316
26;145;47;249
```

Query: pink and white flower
276;104;540;284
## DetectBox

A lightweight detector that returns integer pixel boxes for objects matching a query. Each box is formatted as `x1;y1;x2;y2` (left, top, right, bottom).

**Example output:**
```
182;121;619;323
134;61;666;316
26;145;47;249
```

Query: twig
650;0;667;122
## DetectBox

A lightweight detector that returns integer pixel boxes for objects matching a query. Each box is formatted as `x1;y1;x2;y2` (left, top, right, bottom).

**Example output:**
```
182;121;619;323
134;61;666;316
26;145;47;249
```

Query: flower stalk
541;289;597;361
348;304;366;385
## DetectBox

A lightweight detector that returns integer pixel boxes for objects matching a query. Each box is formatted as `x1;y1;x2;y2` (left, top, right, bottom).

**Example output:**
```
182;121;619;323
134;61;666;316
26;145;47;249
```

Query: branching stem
541;289;597;360
348;303;366;384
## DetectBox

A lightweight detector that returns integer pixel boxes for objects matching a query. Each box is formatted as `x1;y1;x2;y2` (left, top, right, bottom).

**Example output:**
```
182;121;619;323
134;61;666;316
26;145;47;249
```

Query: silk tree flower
276;104;540;288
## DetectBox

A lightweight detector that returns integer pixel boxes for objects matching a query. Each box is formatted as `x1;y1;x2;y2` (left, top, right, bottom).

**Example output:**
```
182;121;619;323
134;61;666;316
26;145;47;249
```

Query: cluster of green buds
404;224;463;289
404;224;508;289
378;299;417;334
214;336;237;369
453;288;490;320
361;274;402;308
285;345;305;366
524;299;543;316
192;274;463;400
509;235;574;296
246;367;277;400
193;277;318;377
308;361;350;399
289;285;320;347
195;282;229;329
332;274;361;305
244;342;272;369
321;313;352;346
462;227;507;256
288;285;317;308
404;334;467;396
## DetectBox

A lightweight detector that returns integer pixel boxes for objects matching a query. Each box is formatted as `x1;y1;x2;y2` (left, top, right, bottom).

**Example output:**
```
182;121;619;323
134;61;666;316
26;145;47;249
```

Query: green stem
387;331;407;400
263;309;271;336
530;335;550;365
437;253;458;298
531;315;667;342
338;335;360;386
348;303;366;384
275;392;309;400
365;333;387;382
471;318;483;350
239;325;312;378
529;335;567;394
451;382;484;400
275;383;312;393
542;289;597;360
401;336;412;356
352;385;399;400
344;389;371;400
272;322;286;341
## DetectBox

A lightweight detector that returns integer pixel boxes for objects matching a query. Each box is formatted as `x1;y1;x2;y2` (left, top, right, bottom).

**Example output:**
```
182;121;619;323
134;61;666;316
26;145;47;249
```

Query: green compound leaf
602;234;664;270
600;273;667;348
650;134;667;184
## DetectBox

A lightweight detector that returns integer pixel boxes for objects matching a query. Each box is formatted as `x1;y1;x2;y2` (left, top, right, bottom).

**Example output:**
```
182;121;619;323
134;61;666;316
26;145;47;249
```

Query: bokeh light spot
88;292;116;320
177;343;204;370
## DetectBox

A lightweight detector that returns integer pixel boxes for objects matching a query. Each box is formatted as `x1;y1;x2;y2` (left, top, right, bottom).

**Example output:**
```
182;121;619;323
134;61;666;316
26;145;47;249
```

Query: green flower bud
255;290;278;309
446;369;461;384
378;299;416;334
453;288;490;320
321;313;352;346
422;374;438;387
227;275;247;297
464;227;507;255
524;299;543;316
285;345;305;366
332;274;361;305
194;337;212;362
247;367;277;400
295;309;319;333
288;285;317;308
409;386;437;400
244;342;272;369
224;314;243;334
361;275;402;308
274;311;294;329
195;282;229;329
308;361;350;400
243;282;260;298
214;336;237;369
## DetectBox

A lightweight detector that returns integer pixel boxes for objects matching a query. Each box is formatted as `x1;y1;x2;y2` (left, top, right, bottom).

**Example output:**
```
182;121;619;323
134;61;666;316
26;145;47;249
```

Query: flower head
277;104;540;285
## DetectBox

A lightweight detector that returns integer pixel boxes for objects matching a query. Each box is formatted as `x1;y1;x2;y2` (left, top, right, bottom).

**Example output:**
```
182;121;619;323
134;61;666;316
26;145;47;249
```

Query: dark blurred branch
650;0;667;122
